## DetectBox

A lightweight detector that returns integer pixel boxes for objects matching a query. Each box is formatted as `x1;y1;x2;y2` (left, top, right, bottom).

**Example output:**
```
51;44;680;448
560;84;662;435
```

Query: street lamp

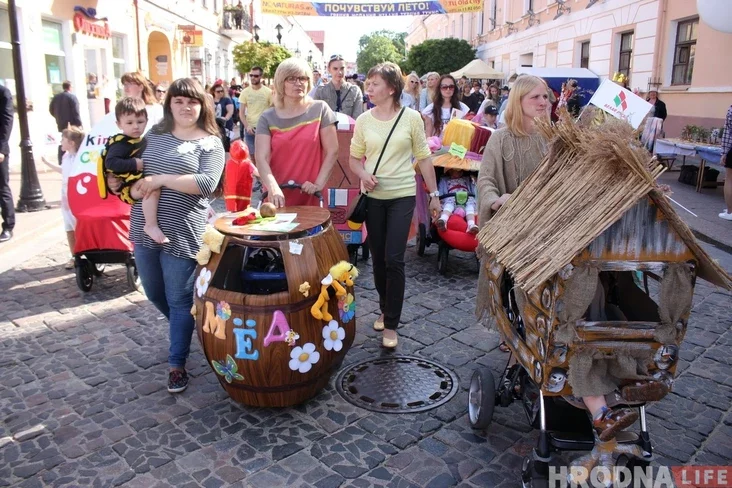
295;47;301;58
8;0;45;212
253;24;260;42
308;49;313;64
275;24;283;45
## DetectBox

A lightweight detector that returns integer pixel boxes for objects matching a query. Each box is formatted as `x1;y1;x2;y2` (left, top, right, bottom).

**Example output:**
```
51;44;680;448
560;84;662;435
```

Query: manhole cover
335;356;458;413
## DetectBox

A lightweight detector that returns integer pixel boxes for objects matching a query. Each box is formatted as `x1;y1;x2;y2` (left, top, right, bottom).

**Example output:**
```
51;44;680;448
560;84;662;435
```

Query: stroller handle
439;192;475;201
260;180;323;205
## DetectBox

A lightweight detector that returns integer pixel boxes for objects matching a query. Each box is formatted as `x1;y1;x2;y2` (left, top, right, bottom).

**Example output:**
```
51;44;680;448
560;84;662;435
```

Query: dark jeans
0;154;15;231
366;195;416;330
134;244;197;368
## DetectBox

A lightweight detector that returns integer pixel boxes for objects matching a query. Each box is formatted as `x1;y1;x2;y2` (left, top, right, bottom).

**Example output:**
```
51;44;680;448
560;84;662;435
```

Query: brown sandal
498;341;510;353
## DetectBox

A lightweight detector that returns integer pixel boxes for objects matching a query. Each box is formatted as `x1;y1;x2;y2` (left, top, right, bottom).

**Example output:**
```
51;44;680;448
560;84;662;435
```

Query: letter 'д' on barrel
192;206;356;407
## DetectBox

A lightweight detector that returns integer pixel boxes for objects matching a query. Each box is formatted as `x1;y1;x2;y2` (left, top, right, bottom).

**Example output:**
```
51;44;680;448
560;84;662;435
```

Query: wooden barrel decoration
193;206;355;407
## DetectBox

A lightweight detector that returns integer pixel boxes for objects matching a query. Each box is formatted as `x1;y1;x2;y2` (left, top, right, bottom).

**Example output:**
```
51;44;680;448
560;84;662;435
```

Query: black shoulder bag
347;107;406;224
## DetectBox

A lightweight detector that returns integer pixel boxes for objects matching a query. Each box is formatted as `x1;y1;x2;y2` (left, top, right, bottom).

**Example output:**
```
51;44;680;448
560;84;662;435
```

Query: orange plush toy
224;140;255;212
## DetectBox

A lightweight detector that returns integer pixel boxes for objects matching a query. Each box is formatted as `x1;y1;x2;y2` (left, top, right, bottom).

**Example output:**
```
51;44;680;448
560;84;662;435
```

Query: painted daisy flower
177;141;197;154
195;267;211;297
288;343;320;373
322;320;345;352
199;136;218;152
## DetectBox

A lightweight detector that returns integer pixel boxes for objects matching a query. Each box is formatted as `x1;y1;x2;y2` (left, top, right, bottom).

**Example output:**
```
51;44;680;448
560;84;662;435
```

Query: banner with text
261;0;483;16
588;79;653;129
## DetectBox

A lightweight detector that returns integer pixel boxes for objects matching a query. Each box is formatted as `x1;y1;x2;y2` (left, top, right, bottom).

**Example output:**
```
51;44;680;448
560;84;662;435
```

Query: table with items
654;138;724;192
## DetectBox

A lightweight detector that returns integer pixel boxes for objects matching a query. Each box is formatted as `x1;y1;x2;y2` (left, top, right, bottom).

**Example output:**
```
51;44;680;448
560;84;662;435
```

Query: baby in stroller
101;97;167;244
436;168;478;235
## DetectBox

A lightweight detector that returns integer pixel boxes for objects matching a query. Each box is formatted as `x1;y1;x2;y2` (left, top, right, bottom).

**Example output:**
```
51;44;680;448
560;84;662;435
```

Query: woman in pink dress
255;58;339;207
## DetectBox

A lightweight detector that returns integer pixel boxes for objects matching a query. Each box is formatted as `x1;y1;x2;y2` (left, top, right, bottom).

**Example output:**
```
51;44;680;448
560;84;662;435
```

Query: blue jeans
244;132;256;160
134;244;197;369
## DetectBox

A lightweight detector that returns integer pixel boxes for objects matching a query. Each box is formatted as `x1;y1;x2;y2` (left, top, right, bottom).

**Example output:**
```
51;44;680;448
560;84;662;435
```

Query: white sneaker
719;211;732;221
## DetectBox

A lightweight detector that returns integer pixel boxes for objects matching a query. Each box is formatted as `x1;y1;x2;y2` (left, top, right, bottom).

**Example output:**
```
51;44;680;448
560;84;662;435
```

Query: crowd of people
27;54;723;435
23;60;551;394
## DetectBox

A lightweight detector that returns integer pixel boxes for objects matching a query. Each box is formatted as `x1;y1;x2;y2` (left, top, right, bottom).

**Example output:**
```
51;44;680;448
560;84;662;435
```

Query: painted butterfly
211;354;244;383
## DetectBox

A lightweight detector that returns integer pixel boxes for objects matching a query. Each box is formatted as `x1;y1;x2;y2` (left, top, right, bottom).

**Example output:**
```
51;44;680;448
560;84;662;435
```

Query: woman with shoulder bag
349;62;440;349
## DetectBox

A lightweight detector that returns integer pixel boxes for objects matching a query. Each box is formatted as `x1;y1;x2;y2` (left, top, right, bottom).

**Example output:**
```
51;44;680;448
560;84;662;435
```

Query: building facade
0;0;243;169
405;0;732;136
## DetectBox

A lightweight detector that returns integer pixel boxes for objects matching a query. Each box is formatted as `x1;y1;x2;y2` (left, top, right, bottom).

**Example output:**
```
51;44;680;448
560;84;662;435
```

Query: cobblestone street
1;237;731;487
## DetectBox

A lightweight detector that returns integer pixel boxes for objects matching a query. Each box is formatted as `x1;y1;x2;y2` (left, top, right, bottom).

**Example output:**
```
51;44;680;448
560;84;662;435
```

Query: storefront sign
261;0;483;16
179;25;204;47
191;59;203;77
73;6;111;39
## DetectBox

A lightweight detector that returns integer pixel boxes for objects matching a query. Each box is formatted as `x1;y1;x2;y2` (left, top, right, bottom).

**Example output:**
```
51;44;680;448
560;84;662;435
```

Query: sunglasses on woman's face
215;89;224;93
440;85;456;90
156;89;166;94
409;80;418;84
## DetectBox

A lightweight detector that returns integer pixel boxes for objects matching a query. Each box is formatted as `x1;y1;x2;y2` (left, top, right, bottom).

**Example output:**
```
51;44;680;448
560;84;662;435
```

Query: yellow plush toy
202;224;225;254
196;225;226;265
311;261;359;321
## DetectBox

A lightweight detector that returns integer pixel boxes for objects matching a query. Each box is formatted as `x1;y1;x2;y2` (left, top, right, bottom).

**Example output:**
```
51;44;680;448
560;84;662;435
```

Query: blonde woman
400;72;421;111
419;71;440;111
477;74;549;352
256;58;338;207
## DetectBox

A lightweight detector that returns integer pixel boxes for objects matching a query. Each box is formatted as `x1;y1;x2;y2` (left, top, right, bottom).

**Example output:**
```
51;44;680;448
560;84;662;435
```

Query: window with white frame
0;8;14;93
525;0;534;13
490;0;497;29
617;31;633;80
42;20;67;98
671;18;697;85
477;10;484;35
580;41;590;69
111;35;126;98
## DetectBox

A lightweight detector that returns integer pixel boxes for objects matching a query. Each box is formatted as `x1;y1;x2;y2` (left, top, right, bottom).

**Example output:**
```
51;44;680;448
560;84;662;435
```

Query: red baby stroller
68;114;140;292
415;149;485;274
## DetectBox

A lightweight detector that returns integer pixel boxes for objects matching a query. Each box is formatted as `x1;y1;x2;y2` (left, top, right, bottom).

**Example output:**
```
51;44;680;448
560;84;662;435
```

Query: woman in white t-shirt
421;74;470;140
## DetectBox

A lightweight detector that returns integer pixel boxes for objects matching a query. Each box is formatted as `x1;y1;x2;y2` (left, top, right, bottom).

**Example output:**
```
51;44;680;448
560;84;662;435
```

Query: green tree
232;41;292;79
405;38;476;76
359;30;406;56
356;35;403;75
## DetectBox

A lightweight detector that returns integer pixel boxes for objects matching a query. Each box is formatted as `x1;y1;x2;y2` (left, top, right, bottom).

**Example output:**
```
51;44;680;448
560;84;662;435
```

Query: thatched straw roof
477;115;732;292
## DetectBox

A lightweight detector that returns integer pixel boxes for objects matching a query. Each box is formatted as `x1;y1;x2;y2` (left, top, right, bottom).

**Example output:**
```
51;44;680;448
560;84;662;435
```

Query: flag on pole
587;79;653;129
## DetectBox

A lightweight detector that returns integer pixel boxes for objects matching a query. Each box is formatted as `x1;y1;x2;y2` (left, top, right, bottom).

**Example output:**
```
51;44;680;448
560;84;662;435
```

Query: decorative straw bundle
477;113;666;292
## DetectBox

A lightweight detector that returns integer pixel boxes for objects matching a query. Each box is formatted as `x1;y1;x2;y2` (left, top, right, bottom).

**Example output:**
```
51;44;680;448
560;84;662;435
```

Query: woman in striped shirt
131;78;225;393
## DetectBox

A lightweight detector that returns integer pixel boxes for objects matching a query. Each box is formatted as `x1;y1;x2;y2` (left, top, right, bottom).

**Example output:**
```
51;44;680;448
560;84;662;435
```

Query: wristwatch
429;191;440;198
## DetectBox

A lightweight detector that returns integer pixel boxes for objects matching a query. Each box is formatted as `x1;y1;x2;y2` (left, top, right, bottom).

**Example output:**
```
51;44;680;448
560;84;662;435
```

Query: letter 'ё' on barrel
192;206;355;407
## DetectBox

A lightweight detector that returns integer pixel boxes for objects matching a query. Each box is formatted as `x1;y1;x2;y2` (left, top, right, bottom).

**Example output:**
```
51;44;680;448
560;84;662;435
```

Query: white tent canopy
451;59;505;80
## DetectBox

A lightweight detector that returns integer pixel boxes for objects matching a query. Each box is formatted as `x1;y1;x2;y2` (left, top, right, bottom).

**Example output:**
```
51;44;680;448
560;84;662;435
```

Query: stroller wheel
126;264;142;292
93;263;105;276
75;259;93;292
437;245;449;275
468;368;495;429
416;223;426;256
521;458;550;488
615;455;650;486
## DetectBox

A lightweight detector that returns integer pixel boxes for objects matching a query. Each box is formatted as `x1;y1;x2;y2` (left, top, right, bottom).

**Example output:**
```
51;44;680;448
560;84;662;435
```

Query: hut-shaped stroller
471;116;732;486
